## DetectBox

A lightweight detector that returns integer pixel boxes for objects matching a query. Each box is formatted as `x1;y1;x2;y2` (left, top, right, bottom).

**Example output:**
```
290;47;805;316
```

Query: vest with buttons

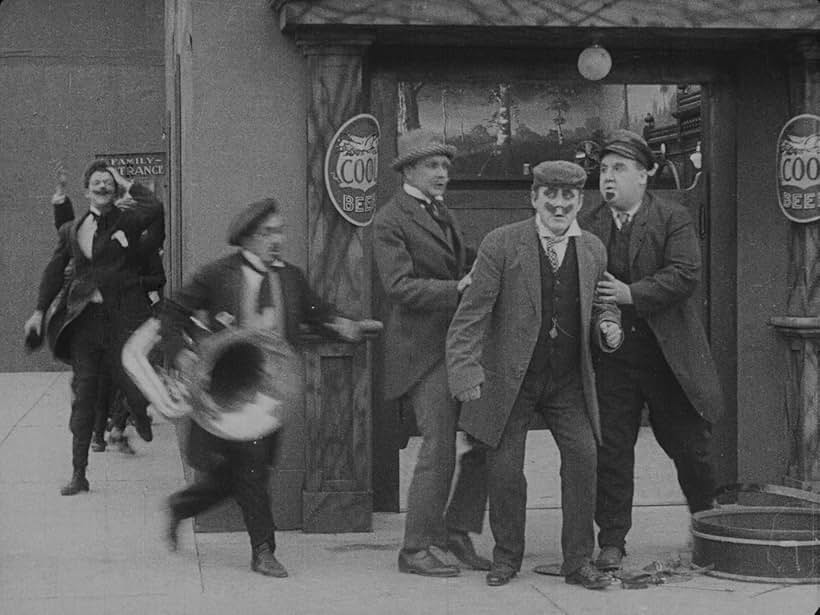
525;238;581;380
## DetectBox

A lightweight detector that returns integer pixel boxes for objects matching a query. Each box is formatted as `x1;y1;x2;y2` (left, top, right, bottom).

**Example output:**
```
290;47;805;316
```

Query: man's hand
24;310;44;337
107;166;134;205
457;272;472;294
455;385;481;403
326;317;364;343
51;169;68;205
596;271;632;305
600;320;623;349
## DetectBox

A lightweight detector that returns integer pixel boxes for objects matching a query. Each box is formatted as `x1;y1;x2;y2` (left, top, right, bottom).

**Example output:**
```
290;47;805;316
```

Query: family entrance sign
324;114;380;227
777;113;820;223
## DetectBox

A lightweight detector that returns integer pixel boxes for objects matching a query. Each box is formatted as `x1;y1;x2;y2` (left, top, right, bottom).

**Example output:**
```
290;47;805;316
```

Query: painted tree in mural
397;81;423;133
478;83;514;176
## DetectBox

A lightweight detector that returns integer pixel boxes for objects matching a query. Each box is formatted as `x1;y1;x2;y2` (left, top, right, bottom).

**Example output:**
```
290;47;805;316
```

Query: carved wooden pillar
770;37;820;490
297;37;375;531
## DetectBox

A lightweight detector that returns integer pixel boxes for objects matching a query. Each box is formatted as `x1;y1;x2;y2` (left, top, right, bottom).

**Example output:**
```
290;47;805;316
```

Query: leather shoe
486;564;517;586
60;470;89;496
90;433;107;452
595;546;624;571
251;542;288;578
398;549;459;577
133;415;153;442
446;532;491;571
565;562;612;590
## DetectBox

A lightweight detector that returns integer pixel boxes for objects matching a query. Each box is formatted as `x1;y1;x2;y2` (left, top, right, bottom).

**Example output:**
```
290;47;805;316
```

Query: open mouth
603;190;616;201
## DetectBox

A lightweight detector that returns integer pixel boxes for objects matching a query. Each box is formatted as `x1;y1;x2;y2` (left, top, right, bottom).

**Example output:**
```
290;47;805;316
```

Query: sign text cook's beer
324;114;380;227
777;114;820;223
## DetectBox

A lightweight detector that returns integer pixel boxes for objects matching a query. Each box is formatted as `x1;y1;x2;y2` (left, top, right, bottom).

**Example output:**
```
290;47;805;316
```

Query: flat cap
601;129;656;170
531;160;587;189
227;198;281;246
391;129;456;171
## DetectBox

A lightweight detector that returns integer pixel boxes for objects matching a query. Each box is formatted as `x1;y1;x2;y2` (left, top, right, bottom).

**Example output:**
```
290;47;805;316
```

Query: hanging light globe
577;44;612;81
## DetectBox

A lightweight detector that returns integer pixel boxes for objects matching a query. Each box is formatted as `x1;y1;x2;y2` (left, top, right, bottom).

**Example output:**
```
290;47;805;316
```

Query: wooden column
770;37;820;491
298;37;375;531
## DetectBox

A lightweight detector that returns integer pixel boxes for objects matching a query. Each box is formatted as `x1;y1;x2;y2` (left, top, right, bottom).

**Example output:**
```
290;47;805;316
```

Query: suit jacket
578;192;724;423
373;189;470;400
36;183;163;362
173;252;333;347
446;218;620;448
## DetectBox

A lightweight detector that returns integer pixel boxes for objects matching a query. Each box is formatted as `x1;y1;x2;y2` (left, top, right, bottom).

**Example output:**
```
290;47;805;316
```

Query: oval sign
777;113;820;223
324;113;380;227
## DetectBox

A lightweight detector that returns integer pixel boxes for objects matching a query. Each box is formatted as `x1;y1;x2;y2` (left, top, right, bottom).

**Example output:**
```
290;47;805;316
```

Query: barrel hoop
692;528;820;547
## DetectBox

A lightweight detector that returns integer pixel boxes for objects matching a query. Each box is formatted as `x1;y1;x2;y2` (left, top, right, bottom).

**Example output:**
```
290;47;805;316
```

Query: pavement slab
1;372;818;615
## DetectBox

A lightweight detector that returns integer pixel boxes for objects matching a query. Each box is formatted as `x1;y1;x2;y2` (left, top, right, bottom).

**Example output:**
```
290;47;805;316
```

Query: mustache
544;203;576;214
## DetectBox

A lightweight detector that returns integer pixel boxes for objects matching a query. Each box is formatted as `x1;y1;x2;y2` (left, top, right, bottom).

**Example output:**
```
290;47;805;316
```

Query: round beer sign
777;113;820;223
324;113;380;227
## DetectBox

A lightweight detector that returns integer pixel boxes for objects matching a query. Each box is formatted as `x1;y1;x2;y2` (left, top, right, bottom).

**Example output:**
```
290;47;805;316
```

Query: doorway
370;48;735;512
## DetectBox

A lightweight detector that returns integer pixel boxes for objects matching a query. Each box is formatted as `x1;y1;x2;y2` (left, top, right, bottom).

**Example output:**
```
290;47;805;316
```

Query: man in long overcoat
447;161;622;589
578;129;724;571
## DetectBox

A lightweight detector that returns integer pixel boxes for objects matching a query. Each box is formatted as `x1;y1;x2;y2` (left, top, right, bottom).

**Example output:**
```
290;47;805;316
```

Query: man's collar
403;183;442;205
608;200;642;221
88;205;102;218
535;215;582;239
240;249;284;271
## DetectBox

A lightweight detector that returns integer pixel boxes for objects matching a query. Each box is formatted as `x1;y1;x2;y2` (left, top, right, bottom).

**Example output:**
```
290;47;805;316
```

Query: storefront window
398;80;701;190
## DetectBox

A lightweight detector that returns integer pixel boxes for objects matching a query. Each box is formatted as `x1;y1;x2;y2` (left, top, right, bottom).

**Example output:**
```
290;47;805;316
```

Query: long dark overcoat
578;193;724;423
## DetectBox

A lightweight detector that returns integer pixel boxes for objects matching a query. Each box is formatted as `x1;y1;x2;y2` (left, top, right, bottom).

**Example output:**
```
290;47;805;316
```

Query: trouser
402;361;488;553
67;304;150;470
171;422;277;549
487;368;596;574
594;354;715;552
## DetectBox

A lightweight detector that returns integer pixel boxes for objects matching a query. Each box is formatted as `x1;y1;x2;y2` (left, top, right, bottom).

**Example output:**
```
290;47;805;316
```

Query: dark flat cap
531;160;587;189
601;129;656;170
227;198;281;246
391;129;457;171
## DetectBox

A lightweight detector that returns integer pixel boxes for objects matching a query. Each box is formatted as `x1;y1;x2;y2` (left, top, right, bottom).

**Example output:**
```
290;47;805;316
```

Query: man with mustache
24;160;164;495
579;130;724;571
446;160;622;589
374;129;490;578
50;170;166;454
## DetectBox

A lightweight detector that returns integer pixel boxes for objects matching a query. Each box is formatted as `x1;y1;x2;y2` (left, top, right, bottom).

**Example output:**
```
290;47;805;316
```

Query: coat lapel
399;192;453;254
628;194;652;266
575;235;594;341
518;222;542;313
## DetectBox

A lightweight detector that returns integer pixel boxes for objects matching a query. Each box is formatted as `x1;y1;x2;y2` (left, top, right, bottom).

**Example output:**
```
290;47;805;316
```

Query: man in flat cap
447;160;622;588
374;129;490;577
164;197;364;578
578;129;724;571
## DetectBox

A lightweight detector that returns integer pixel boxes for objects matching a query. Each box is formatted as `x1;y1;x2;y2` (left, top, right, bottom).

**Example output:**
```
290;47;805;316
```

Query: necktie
421;199;450;235
542;235;567;272
257;271;273;313
616;211;630;230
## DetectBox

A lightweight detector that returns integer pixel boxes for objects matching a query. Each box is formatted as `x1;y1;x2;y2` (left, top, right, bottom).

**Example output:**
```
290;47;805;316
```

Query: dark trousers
170;422;276;550
402;361;487;552
594;354;715;552
67;304;150;470
487;369;596;575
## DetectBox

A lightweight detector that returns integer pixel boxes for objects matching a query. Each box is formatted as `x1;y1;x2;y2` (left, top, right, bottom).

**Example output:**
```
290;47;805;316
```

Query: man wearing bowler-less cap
578;129;725;572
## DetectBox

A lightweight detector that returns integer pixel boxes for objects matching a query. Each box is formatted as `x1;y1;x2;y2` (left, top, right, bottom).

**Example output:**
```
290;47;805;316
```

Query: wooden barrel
692;505;820;583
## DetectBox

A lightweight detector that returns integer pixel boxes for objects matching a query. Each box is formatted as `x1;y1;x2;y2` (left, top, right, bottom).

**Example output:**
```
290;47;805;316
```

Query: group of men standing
23;125;722;585
375;128;723;589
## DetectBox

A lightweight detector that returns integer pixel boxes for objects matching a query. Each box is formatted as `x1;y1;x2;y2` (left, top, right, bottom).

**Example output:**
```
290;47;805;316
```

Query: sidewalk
1;372;817;615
